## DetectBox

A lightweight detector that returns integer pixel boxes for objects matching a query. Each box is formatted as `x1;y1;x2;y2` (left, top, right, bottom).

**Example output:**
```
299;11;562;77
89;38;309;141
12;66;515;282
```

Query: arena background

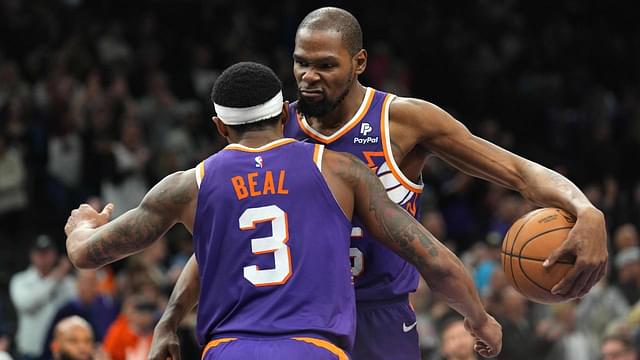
0;0;639;359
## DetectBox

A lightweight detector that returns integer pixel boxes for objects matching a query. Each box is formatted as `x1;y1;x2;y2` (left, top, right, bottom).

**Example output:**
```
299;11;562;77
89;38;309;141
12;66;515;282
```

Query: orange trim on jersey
362;151;384;171
379;95;423;193
291;337;349;360
296;88;375;144
240;213;292;287
201;338;238;359
224;138;296;153
313;144;321;164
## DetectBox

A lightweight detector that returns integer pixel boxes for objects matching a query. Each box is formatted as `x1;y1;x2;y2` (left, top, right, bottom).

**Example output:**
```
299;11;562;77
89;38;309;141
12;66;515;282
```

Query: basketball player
150;7;607;360
65;62;502;359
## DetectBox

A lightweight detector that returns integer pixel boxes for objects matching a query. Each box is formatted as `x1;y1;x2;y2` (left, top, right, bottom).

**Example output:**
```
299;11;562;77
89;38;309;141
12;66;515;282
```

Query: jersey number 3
239;205;292;287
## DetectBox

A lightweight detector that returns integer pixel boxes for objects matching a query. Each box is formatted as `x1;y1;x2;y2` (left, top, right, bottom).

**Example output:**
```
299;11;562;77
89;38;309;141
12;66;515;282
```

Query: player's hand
64;203;114;236
148;322;181;360
543;207;608;299
464;314;502;358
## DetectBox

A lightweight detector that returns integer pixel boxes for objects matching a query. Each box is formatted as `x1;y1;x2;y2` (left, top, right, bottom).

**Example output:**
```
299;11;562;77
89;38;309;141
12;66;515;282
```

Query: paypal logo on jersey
360;122;373;136
354;122;379;144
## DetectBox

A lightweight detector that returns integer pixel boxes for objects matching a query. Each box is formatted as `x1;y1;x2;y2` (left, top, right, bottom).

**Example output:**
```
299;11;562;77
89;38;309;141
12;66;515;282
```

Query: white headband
214;91;284;125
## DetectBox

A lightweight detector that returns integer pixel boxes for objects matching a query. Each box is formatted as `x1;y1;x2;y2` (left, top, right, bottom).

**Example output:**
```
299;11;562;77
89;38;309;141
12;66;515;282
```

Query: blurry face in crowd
76;270;98;305
440;320;476;360
293;28;359;117
501;286;527;320
127;299;158;333
52;323;94;360
601;339;637;360
30;248;58;276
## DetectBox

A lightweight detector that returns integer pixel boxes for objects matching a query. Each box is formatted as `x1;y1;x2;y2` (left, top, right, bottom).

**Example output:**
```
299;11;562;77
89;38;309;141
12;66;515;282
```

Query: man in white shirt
9;235;76;359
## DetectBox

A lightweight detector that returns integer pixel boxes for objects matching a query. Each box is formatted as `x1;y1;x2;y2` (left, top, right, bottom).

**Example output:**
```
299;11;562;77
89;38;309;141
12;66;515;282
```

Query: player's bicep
412;102;525;191
337;154;441;271
82;170;197;267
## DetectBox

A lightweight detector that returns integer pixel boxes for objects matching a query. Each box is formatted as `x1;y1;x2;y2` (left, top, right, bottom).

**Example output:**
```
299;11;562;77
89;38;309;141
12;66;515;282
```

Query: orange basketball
501;208;576;303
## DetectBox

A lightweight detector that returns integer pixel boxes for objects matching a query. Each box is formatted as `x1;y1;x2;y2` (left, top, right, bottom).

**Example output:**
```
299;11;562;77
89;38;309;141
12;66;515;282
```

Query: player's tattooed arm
331;152;489;328
65;170;197;269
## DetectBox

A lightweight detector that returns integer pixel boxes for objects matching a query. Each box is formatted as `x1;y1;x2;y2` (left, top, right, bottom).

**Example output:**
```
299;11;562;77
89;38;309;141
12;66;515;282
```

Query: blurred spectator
576;277;630;344
46;107;84;215
0;132;27;238
9;235;75;360
493;286;553;360
0;325;12;360
0;61;29;110
439;316;477;360
541;302;598;360
472;234;501;298
600;333;638;360
615;247;640;305
42;270;119;359
614;224;640;252
50;316;104;360
101;121;149;218
102;293;159;360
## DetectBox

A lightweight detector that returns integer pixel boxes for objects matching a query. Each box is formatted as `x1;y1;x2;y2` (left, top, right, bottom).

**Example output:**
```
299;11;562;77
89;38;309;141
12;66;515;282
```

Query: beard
58;350;93;360
297;73;354;118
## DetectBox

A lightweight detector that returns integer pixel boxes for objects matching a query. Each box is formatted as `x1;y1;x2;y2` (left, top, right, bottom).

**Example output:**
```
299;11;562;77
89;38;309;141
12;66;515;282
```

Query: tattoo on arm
84;171;196;267
336;154;438;272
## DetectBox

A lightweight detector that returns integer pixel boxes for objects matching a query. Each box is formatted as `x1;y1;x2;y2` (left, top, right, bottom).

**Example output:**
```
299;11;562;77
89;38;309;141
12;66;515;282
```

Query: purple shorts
202;337;350;360
352;297;420;360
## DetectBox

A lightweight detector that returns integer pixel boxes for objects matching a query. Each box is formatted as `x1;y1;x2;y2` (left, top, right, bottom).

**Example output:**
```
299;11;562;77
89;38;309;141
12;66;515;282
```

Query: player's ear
354;49;367;75
50;340;59;355
281;102;289;127
212;116;229;138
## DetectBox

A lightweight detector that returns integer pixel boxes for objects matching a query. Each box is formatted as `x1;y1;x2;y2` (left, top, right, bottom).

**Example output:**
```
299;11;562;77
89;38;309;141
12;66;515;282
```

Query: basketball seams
517;258;567;303
507;209;543;293
516;226;574;260
500;251;574;264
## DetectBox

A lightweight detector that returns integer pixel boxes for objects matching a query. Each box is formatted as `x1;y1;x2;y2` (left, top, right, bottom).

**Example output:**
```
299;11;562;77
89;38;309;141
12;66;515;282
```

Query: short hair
211;62;283;132
298;7;363;55
53;316;93;340
602;333;636;351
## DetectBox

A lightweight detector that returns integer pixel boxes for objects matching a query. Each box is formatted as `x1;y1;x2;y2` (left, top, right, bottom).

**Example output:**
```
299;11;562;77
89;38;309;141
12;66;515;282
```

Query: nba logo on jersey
360;122;373;136
254;156;264;168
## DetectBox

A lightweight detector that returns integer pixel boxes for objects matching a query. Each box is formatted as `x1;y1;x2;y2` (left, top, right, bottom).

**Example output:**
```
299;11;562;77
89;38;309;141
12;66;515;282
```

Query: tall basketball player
64;62;502;359
152;7;607;360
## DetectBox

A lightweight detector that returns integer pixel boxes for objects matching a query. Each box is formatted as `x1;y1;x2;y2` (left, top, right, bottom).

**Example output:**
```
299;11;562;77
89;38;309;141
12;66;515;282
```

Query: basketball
501;208;577;304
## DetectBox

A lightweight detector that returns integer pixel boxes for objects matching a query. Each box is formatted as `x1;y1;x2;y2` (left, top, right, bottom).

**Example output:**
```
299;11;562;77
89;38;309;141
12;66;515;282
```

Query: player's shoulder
389;96;446;124
322;148;370;180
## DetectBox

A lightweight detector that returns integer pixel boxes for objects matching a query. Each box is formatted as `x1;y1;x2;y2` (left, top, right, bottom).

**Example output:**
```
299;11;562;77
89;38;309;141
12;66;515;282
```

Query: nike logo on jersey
403;321;417;333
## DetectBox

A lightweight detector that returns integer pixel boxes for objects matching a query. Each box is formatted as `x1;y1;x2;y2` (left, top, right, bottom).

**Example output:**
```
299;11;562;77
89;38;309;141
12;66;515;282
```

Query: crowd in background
0;0;639;359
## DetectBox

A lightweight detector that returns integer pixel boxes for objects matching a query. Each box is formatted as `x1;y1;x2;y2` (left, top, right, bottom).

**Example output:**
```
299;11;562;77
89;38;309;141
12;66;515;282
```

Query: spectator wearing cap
9;235;75;360
615;246;640;305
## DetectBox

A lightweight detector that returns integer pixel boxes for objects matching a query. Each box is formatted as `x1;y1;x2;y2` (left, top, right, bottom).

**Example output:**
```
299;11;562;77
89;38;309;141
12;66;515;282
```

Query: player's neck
313;83;367;132
231;130;283;149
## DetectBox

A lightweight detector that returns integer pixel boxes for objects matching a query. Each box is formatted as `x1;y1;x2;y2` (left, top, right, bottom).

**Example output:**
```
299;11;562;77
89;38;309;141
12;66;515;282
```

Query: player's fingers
578;261;606;298
100;203;114;218
551;266;581;295
543;242;572;268
168;342;181;360
567;270;590;298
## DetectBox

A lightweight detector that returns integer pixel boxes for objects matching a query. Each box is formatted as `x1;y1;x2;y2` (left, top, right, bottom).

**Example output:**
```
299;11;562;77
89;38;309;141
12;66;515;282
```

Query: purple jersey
286;88;423;302
192;139;355;350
